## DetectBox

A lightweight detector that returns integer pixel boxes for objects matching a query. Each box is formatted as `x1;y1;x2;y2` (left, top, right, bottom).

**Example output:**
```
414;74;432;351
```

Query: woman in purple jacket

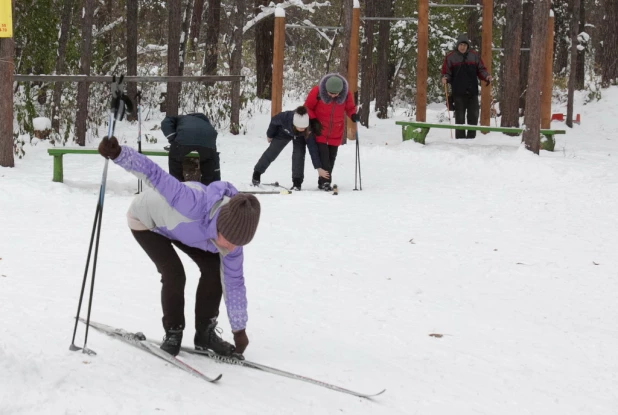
98;136;261;358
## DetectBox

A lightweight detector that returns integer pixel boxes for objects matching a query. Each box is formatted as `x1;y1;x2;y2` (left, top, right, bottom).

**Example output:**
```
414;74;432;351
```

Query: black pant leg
131;230;186;331
172;241;222;332
196;147;220;185
317;143;332;186
253;138;291;174
292;137;307;183
328;145;338;183
168;142;191;182
466;95;480;138
453;96;467;139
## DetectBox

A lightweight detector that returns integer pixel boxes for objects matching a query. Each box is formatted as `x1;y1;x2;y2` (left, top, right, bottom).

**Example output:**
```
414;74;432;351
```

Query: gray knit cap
217;193;261;246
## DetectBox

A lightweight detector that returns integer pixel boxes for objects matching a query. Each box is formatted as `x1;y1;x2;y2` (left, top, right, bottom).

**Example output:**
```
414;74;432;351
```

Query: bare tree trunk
202;0;221;77
179;0;193;76
75;0;96;146
600;0;618;87
567;0;581;128
575;1;586;90
230;0;246;135
167;0;182;116
519;0;533;115
254;0;274;100
522;0;550;154
359;0;376;126
0;3;15;168
553;1;570;76
190;0;205;51
467;0;483;54
51;0;73;133
500;0;523;130
338;0;353;76
375;0;393;119
126;0;138;121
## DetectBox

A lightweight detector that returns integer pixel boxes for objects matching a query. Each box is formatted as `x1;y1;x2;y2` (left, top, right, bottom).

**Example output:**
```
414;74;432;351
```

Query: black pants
132;230;222;332
454;94;480;138
168;142;220;185
253;137;307;183
317;143;338;186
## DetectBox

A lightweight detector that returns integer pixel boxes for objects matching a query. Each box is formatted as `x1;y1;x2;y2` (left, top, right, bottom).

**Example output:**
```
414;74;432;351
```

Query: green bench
47;148;199;183
395;121;566;151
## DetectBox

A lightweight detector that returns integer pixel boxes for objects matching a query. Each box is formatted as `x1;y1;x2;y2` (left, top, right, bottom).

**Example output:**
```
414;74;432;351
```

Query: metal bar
286;24;342;30
429;3;483;8
361;17;417;21
492;48;531;51
13;75;244;83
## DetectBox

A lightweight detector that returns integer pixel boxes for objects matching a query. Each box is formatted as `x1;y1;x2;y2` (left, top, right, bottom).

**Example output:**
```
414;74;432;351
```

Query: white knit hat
293;106;310;129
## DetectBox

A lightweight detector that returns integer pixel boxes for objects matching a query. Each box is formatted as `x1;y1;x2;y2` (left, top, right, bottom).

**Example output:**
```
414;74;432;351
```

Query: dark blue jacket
161;113;218;148
267;111;322;169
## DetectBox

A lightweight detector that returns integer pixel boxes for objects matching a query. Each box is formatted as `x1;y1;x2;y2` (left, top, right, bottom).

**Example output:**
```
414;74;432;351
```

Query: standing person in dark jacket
252;106;329;191
441;34;492;139
304;73;358;191
97;136;261;358
161;113;221;185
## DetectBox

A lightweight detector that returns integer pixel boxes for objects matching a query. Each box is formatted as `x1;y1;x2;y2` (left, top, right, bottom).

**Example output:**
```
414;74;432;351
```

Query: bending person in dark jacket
252;106;328;191
441;34;492;139
161;113;221;185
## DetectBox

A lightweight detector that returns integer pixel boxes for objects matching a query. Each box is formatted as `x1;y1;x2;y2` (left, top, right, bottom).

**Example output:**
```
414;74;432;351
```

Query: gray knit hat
217;193;261;246
325;75;344;94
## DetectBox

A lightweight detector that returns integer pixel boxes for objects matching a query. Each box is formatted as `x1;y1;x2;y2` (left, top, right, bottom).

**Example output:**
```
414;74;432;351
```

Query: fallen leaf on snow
429;333;444;338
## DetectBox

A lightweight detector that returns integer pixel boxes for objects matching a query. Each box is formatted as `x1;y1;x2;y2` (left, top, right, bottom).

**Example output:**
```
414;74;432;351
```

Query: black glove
233;329;249;355
309;118;322;136
350;113;359;123
98;136;121;160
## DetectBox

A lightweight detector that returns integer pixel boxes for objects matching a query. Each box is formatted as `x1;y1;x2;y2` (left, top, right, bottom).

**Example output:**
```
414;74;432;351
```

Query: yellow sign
0;0;13;38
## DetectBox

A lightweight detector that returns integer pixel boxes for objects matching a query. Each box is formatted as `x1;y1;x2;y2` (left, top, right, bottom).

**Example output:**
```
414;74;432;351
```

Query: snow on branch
94;17;125;38
243;0;331;34
298;19;336;45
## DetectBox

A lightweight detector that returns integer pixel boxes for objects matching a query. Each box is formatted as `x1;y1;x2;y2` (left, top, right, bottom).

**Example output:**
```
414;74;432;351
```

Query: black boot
194;319;235;356
252;171;261;186
160;327;183;356
291;178;302;191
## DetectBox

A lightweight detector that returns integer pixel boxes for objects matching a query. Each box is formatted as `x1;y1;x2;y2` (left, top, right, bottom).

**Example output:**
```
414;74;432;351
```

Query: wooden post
271;7;285;118
480;0;493;131
541;13;555;129
0;0;14;168
347;1;361;139
416;0;429;122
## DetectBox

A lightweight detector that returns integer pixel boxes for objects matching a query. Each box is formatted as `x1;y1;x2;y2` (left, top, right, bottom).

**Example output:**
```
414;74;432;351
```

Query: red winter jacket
304;74;357;147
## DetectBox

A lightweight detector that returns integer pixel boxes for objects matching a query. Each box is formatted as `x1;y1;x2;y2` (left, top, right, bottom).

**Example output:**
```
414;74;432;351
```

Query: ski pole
354;122;362;191
444;83;453;139
70;74;132;355
136;90;143;194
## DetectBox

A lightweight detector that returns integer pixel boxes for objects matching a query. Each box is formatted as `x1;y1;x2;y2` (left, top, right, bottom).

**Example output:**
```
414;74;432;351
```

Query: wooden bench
394;121;566;151
47;148;199;183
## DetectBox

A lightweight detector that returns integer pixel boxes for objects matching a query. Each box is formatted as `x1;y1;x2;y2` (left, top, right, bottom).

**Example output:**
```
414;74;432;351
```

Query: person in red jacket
304;73;359;191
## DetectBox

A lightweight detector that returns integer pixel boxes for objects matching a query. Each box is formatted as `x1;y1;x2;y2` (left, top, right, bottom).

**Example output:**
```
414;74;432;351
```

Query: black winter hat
457;34;470;46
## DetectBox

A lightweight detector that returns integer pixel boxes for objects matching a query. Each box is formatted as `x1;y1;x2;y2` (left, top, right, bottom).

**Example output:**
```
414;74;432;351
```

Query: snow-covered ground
1;90;618;414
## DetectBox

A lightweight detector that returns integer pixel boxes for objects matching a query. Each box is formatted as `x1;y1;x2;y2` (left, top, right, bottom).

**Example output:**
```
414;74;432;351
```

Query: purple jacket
113;146;248;332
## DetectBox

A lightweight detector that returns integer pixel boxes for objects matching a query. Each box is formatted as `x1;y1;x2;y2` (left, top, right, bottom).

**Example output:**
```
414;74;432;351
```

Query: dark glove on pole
98;136;121;160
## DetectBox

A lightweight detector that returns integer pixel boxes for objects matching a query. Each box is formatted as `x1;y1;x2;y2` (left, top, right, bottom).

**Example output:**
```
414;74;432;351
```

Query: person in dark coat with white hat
252;106;328;191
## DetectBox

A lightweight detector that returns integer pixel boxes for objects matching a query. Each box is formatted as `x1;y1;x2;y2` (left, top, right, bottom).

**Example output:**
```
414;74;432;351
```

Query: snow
275;6;285;18
32;117;51;131
2;89;618;414
353;0;360;8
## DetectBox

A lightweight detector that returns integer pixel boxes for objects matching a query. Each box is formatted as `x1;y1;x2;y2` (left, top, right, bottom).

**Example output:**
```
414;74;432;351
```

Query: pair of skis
245;182;338;196
79;319;385;399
